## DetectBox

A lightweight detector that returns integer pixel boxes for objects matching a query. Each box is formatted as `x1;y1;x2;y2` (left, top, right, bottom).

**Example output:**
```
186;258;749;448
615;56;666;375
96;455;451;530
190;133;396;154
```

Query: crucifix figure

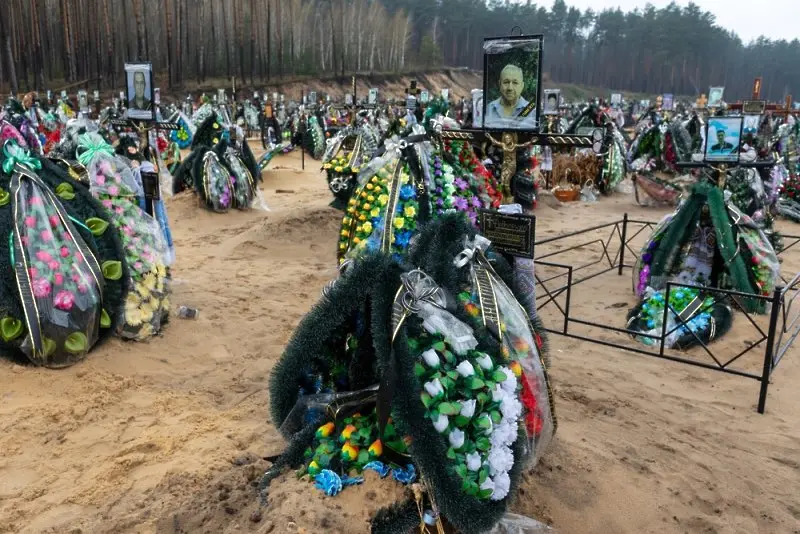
486;132;533;203
696;93;708;109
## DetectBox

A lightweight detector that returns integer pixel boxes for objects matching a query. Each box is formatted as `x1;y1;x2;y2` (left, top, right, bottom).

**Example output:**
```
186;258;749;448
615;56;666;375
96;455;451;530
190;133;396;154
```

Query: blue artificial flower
314;470;343;496
399;184;416;200
395;230;412;248
392;464;417;484
363;461;391;478
646;320;655;329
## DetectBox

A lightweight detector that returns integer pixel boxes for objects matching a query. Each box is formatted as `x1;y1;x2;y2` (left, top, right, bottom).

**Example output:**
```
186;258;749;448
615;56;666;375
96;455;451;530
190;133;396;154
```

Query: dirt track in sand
1;151;799;534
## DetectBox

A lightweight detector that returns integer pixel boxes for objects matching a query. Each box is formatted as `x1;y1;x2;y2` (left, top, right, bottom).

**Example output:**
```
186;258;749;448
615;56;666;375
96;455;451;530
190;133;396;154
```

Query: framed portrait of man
125;63;155;121
217;88;226;103
743;114;760;135
368;88;378;104
77;90;89;112
482;35;542;131
542;89;560;115
61;90;68;99
345;93;353;106
441;88;449;101
661;94;674;111
708;87;725;108
92;90;100;102
610;93;622;106
420;90;429;103
705;117;742;162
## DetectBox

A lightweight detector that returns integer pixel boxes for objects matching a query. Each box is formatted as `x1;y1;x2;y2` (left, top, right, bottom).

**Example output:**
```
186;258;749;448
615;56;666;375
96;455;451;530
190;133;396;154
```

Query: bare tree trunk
249;0;256;84
132;0;144;61
165;0;173;87
266;0;271;81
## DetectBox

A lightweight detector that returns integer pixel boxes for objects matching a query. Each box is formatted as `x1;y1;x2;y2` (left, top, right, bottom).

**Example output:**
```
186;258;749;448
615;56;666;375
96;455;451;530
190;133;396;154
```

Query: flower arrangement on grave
266;215;554;534
0;140;127;366
77;134;170;340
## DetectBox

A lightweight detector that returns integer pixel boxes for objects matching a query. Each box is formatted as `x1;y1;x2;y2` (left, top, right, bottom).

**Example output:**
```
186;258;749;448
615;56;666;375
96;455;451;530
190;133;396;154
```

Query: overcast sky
539;0;797;43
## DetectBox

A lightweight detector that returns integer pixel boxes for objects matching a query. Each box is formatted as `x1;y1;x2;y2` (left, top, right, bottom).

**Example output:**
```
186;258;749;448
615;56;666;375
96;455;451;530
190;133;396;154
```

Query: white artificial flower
421;349;440;368
491;383;507;403
480;476;495;494
424;378;444;398
476;354;493;370
449;428;465;449
490;472;511;501
499;366;518;394
500;396;522;421
466;452;482;471
433;413;449;433
456;360;475;377
460;399;477;418
488;445;514;476
491;419;519;449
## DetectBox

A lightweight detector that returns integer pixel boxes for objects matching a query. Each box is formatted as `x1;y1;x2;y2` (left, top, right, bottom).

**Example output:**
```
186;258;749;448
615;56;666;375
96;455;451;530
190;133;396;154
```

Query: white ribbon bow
453;235;492;268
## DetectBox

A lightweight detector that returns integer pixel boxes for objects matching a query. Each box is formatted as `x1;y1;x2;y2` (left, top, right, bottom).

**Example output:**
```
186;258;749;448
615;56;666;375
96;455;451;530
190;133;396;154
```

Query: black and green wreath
265;214;554;533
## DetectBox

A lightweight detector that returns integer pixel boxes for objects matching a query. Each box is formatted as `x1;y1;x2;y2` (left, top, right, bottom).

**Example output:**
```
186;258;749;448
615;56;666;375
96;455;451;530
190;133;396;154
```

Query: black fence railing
534;213;800;413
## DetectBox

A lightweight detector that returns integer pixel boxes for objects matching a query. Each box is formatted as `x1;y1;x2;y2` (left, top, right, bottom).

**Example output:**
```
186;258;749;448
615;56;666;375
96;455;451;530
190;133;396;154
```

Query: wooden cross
753;77;762;100
771;95;794;118
405;80;421;97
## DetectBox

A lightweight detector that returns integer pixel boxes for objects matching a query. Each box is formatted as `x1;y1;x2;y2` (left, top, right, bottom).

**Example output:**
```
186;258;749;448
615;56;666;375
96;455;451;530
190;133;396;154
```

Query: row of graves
260;31;800;533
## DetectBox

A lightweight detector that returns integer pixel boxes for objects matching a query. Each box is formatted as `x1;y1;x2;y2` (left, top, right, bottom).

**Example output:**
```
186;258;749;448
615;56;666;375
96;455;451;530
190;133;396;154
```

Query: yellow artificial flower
335;166;343;173
125;305;144;327
140;323;154;338
362;222;373;234
352;167;360;173
394;217;405;229
370;207;380;218
136;282;151;301
366;183;374;190
363;203;371;210
323;164;332;170
161;298;170;311
143;273;157;291
358;214;366;221
141;305;154;324
156;263;166;277
339;242;347;250
371;177;378;184
348;198;357;206
356;225;363;233
404;205;416;218
342;216;351;225
126;292;141;308
353;237;361;244
341;229;350;237
360;191;368;198
367;195;375;202
378;194;389;206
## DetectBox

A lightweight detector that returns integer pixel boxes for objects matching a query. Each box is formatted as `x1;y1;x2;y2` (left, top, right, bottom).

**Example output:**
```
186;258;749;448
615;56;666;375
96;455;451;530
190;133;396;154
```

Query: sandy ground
1;149;799;534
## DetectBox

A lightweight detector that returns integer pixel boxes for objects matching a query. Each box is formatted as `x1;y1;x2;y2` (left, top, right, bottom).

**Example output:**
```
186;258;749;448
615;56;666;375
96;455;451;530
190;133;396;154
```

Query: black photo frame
482;34;543;132
704;117;743;163
125;62;155;121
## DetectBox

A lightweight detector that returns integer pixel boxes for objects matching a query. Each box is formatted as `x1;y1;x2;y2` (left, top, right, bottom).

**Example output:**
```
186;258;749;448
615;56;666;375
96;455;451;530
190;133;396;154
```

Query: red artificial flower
53;273;64;286
60;246;70;258
49;215;59;228
519;372;542;436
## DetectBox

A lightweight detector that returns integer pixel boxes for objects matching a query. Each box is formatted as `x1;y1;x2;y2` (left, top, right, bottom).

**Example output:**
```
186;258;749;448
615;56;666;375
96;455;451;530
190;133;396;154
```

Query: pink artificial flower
53;273;64;285
53;290;75;311
32;278;51;298
60;246;70;258
95;174;106;186
35;250;52;262
29;196;43;206
71;274;81;282
20;236;29;246
24;216;36;228
28;267;38;278
102;199;113;209
98;161;112;174
133;261;143;270
122;225;134;236
115;206;125;215
49;215;59;228
108;185;120;196
76;284;88;294
47;260;59;270
40;230;53;242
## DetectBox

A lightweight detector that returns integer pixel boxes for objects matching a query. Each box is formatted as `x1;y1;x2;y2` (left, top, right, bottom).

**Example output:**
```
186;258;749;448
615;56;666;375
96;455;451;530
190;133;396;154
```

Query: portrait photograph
705;117;742;162
708;86;725;108
610;93;622;105
662;93;674;111
77;90;88;111
125;63;154;121
420;90;429;103
482;35;542;131
345;93;353;105
743;114;760;134
543;89;561;115
368;88;378;104
640;99;650;108
441;88;449;101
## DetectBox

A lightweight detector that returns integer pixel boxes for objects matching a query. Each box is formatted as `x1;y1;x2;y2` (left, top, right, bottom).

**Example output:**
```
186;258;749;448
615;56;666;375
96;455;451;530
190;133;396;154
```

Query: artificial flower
491;472;511;501
421;349;440;368
490;419;519;449
424;378;444;398
460;399;476;418
448;429;465;449
456;360;475;377
393;217;406;229
316;422;335;438
368;439;383;457
432;413;449;433
476;354;493;370
488;445;514;476
491;383;507;403
500;395;523;421
480;476;495;494
341;442;359;461
340;424;356;441
32;278;51;298
466;452;482;471
499;366;518;394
